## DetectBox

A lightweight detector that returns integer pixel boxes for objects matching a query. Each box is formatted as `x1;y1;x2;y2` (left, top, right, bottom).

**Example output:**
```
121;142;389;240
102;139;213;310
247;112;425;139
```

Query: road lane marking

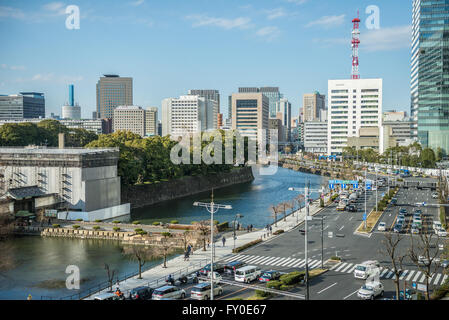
343;289;359;300
399;270;408;280
263;256;281;265
340;263;354;273
330;262;342;270
270;257;289;266
380;269;389;277
413;271;422;282
405;270;415;281
317;282;338;294
334;263;348;272
294;260;307;268
347;265;357;273
279;258;295;266
419;273;427;283
244;256;263;263
442;275;448;284
255;256;275;265
309;260;322;268
434;273;442;285
385;271;393;279
285;259;302;267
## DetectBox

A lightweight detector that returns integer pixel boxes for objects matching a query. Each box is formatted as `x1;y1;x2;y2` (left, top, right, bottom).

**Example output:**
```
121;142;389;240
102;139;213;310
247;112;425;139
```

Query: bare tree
160;232;175;268
269;204;281;227
408;232;441;300
194;221;210;251
122;245;159;279
380;232;407;300
104;263;116;291
181;230;190;251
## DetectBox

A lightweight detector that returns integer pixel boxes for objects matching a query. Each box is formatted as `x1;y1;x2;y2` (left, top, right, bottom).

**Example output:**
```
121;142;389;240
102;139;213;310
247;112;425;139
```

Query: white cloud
31;73;55;81
362;25;412;52
265;8;287;20
256;26;281;41
186;15;252;30
1;64;26;71
306;14;345;28
43;2;66;15
0;6;25;19
286;0;308;5
130;0;145;6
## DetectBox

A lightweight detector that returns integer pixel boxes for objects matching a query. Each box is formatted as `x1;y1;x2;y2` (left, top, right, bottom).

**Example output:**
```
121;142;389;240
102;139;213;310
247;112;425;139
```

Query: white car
354;261;381;279
432;192;438;199
433;221;443;231
377;222;387;232
436;228;448;237
357;281;384;300
199;271;222;284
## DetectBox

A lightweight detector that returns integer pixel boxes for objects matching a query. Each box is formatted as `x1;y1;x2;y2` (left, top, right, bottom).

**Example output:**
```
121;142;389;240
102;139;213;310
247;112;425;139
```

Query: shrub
273;230;284;235
330;256;341;261
72;225;80;229
134;228;143;233
280;285;292;291
137;230;148;236
170;220;179;224
232;239;262;253
279;271;305;286
132;221;140;225
190;221;198;225
76;219;83;222
255;290;271;298
113;227;121;232
92;226;101;231
266;281;281;290
213;220;219;225
112;220;121;224
431;281;449;300
152;221;161;226
94;219;101;223
216;221;229;232
331;194;338;201
52;224;60;228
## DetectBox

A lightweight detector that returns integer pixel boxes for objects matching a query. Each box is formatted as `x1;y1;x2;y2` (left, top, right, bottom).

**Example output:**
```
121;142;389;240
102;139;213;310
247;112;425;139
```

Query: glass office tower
412;0;449;152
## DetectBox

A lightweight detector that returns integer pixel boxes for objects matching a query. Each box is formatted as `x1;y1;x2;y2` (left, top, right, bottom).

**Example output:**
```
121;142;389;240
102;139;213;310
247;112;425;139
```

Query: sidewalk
83;196;328;299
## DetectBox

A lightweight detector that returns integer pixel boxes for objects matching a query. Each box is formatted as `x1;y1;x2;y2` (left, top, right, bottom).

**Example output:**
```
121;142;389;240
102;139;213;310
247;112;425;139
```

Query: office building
238;87;283;118
304;121;328;154
161;95;217;137
303;92;326;122
383;111;407;122
217;113;223;128
231;92;269;141
61;84;81;120
269;119;284;144
412;0;449;152
188;90;220;113
382;112;415;147
327;78;383;155
275;98;292;141
113;106;158;137
96;75;133;119
0;92;45;120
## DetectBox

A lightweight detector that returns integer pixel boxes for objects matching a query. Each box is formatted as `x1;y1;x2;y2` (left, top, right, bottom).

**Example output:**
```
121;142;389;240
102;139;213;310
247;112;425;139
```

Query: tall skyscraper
327;79;383;155
303;92;326;122
161;95;217;137
62;84;81;120
238;87;283;118
0;92;45;120
188;89;220;113
96;74;133;119
275;98;292;141
231;92;269;141
412;0;449;152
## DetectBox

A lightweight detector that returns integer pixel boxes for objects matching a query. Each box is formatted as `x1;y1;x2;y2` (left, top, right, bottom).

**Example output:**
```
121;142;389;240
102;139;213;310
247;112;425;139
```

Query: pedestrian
236;222;240;231
48;218;51;226
269;226;272;235
222;236;226;247
250;224;253;232
187;244;191;254
247;225;250;233
207;239;210;248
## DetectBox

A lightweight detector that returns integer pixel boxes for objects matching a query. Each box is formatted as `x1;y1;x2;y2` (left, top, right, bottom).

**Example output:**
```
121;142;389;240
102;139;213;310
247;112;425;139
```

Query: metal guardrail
41;258;210;300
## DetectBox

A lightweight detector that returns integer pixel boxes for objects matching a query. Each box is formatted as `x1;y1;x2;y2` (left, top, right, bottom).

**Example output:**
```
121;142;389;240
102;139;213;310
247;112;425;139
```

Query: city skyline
0;0;412;119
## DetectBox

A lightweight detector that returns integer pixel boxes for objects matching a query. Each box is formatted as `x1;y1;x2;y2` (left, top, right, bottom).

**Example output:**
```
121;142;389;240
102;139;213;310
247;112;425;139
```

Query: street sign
328;231;333;238
412;282;417;289
366;185;371;190
353;183;358;189
329;183;334;190
363;213;367;221
342;184;347;189
417;283;427;292
45;209;58;218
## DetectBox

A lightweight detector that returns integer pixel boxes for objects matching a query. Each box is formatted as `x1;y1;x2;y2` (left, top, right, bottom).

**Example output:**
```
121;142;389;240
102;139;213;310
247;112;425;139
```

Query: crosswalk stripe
294;260;307;268
419;274;427;283
347;265;357;273
264;256;283;265
309;260;322;269
250;256;269;264
413;271;422;282
244;256;262;263
252;256;271;265
433;273;442;285
385;271;393;279
334;263;348;272
340;263;354;273
224;255;242;262
399;270;408;280
279;258;295;266
284;259;301;267
429;273;436;284
442;275;448;284
239;255;255;262
405;270;415;281
290;259;305;268
270;257;289;266
330;262;342;271
380;269;389;277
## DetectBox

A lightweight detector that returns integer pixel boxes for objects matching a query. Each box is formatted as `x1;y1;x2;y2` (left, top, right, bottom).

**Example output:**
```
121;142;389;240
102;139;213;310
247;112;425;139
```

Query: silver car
152;285;186;300
190;283;223;300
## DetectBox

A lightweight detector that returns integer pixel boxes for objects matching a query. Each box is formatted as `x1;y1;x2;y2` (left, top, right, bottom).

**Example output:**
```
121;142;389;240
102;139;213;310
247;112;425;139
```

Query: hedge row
279;271;305;286
232;239;262;253
273;229;284;235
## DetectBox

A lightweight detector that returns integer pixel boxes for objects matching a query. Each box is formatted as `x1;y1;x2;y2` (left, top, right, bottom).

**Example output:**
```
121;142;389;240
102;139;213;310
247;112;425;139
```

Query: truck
349;193;358;203
337;201;346;211
354;260;381;279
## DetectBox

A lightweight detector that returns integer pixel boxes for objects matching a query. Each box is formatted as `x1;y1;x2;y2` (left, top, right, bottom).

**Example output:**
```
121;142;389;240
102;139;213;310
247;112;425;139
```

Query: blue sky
0;0;413;119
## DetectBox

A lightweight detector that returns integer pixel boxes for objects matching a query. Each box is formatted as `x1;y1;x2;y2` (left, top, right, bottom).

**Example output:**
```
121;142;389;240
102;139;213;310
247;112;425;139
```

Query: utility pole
193;190;232;300
364;169;367;229
375;166;378;212
304;180;310;301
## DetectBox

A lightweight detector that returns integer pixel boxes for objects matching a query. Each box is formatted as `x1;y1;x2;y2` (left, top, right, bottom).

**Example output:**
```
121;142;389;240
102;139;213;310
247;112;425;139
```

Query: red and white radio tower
351;11;361;79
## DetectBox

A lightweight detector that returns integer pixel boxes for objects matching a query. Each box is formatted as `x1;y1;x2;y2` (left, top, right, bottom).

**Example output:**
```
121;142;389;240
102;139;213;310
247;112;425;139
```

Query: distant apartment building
238;87;283;119
161;95;218;137
303;92;325;122
188;89;220;113
304;121;328;154
383;111;407;122
231;92;269;141
0;92;45;120
96;75;133;119
113;106;158;137
327;79;383;155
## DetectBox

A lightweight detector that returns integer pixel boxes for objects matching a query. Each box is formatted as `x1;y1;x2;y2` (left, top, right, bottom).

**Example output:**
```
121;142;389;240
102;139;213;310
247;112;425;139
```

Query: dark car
224;261;245;275
391;198;397;205
129;286;153;300
258;270;282;283
199;262;225;275
346;205;357;212
399;208;407;215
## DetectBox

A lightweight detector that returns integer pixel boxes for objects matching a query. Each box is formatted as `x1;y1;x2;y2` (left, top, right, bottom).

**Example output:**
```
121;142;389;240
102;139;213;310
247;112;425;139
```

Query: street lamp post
193;190;232;301
364;169;367;230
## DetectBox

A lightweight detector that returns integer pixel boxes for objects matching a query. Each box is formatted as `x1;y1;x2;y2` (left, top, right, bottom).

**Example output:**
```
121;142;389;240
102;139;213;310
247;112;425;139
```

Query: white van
433;221;442;231
354;260;381;279
235;266;262;283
